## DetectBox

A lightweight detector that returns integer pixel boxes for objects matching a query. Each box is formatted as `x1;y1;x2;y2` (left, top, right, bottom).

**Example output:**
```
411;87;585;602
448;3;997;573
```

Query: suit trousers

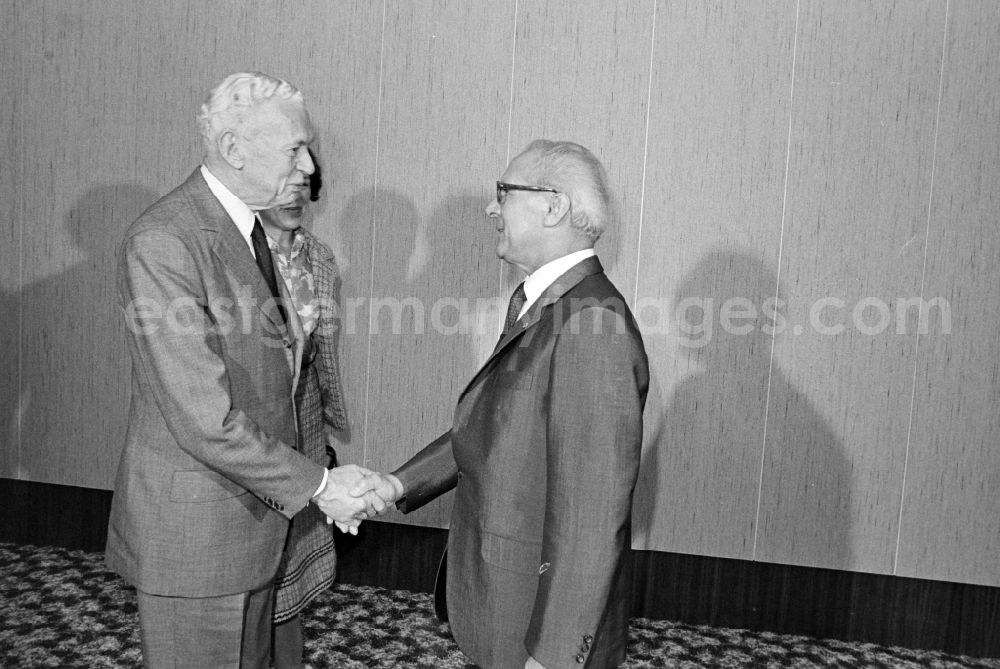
136;580;274;669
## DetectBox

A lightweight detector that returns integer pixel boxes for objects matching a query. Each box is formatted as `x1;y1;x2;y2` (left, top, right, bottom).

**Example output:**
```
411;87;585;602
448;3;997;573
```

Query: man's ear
543;192;571;228
218;130;244;169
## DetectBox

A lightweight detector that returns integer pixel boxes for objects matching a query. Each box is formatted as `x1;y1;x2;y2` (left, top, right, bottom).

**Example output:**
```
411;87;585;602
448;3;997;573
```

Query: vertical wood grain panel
631;0;797;558
1;1;21;477
17;1;142;487
237;1;386;469
4;0;1000;587
364;0;514;528
896;1;1000;586
131;0;384;469
132;0;255;195
295;6;384;472
757;1;946;572
131;0;367;193
507;0;653;297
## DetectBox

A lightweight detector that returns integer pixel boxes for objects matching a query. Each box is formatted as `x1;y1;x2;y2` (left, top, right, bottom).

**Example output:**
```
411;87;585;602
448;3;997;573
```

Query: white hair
197;72;304;149
521;139;611;242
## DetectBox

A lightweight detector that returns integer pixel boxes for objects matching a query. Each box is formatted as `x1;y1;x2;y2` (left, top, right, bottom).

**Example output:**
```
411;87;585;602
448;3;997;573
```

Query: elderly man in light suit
355;140;649;668
105;72;380;669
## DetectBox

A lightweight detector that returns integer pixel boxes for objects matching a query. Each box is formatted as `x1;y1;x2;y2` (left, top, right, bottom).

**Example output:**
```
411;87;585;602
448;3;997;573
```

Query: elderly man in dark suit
354;140;649;669
105;72;380;669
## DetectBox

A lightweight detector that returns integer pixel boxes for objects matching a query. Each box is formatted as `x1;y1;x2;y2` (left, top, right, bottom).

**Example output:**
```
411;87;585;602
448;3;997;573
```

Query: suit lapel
184;170;287;333
457;256;604;402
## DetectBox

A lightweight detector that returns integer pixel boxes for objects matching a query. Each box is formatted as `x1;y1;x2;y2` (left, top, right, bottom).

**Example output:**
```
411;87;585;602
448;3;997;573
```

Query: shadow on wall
324;186;424;465
342;186;499;376
634;249;852;570
0;183;159;483
423;193;504;370
332;186;498;524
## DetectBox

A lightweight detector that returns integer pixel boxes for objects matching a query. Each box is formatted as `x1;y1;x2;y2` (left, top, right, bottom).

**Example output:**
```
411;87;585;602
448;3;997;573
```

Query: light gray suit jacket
105;169;325;597
394;257;649;669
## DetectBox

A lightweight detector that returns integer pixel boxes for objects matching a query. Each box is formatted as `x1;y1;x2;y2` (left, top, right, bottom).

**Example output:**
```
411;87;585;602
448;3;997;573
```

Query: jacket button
583;634;593;644
581;643;590;652
576;654;584;663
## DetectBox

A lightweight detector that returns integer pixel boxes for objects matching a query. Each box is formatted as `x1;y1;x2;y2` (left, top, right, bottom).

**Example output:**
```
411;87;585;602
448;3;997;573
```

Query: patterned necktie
502;282;527;336
250;217;286;324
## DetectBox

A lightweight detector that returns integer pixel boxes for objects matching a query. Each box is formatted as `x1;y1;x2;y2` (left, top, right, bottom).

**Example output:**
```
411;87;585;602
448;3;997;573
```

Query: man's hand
349;471;404;510
312;464;387;533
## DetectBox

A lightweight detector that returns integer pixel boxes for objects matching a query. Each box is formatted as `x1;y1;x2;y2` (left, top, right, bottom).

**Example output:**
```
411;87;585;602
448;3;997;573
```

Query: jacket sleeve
309;239;348;430
120;228;324;517
526;305;647;668
392;430;459;513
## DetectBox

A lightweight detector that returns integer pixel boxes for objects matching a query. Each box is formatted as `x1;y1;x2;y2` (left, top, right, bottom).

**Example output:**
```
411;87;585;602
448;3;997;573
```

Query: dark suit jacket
394;257;649;669
105;169;325;597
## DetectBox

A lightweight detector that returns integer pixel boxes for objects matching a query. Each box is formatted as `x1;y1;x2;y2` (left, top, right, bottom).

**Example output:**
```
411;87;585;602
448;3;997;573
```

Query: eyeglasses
496;181;558;205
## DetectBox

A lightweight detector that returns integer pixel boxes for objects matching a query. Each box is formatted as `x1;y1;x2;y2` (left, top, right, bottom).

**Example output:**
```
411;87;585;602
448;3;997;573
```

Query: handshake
311;464;404;534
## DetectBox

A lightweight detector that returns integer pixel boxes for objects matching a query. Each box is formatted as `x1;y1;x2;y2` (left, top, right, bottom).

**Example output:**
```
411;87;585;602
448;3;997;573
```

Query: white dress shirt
200;165;259;257
518;248;597;319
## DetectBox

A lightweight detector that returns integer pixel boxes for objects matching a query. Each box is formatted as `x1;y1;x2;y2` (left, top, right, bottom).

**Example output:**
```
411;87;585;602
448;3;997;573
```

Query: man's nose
485;200;500;218
297;148;315;175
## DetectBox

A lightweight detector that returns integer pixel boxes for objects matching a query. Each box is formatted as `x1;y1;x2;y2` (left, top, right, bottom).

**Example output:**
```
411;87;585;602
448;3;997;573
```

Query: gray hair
521;139;611;242
197;72;304;149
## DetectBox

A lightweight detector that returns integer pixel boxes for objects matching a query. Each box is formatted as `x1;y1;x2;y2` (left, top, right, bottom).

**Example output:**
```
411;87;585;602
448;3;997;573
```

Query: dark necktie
502;282;527;336
250;217;286;324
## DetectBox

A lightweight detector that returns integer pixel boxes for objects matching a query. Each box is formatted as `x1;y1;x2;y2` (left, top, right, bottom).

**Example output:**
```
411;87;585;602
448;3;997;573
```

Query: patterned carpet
1;543;998;668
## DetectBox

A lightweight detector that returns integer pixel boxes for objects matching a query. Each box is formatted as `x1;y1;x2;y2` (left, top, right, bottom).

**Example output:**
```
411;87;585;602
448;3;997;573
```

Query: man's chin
272;188;308;209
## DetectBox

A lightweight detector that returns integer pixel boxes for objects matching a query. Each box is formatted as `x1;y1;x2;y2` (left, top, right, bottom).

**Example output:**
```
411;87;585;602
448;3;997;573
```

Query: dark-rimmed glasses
496;181;558;205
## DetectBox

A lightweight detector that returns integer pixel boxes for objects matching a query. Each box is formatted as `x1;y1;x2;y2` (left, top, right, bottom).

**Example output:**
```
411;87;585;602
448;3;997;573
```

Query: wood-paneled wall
895;0;1000;586
1;1;997;587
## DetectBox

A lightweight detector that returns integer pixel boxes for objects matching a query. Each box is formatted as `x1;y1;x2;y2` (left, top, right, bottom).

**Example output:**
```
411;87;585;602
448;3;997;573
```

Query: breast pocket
169;469;250;503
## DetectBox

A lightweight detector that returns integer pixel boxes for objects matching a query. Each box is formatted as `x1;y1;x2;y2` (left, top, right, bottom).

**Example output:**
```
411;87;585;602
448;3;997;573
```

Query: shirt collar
520;248;596;318
200;165;257;255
